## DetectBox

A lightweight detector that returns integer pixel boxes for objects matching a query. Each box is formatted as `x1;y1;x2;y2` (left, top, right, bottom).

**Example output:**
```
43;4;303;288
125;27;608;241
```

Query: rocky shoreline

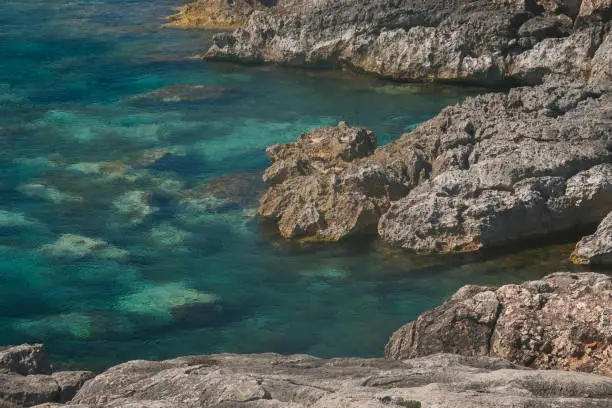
169;0;612;261
257;77;612;258
2;273;611;407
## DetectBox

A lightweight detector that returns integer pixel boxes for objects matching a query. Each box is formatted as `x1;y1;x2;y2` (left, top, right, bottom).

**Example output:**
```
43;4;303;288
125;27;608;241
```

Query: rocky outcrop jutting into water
258;78;612;251
203;0;611;85
258;121;408;240
181;1;612;252
386;272;612;376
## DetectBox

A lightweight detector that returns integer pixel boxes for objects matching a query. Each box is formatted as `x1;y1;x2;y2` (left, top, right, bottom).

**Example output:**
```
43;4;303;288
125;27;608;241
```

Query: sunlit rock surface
30;353;612;408
386;272;612;376
203;0;611;85
572;211;612;265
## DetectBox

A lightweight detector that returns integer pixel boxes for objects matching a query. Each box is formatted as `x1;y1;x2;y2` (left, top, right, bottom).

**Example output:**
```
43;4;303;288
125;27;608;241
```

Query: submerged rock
115;282;220;322
125;85;233;105
0;210;41;229
572;211;612;265
203;0;611;85
386;272;612;376
182;172;265;212
33;352;612;408
13;314;94;341
0;344;92;408
40;234;129;261
150;223;192;248
17;183;82;205
112;190;158;226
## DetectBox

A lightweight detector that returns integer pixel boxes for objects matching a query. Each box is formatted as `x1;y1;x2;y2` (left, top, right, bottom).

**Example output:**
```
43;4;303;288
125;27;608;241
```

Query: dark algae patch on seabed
0;0;602;372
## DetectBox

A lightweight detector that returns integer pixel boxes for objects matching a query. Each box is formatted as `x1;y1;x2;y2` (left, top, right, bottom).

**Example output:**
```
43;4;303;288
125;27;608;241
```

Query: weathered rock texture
258;121;408;240
203;0;611;85
579;0;612;17
259;79;612;251
167;0;273;29
386;272;612;377
572;211;612;265
0;344;92;408
33;353;612;408
377;79;612;251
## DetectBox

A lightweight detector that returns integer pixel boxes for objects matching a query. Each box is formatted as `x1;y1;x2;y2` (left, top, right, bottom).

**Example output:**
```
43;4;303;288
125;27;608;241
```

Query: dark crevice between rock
281;378;336;394
487;301;503;356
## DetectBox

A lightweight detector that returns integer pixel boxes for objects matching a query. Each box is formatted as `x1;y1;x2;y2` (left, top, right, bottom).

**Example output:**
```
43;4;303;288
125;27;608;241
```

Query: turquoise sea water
0;0;602;372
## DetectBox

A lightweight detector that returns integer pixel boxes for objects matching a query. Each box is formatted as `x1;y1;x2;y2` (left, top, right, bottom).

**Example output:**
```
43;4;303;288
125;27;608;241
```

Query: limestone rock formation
203;0;611;85
590;30;612;84
572;211;612;265
167;0;273;29
0;345;51;376
0;344;92;408
32;353;612;408
386;272;612;377
376;79;612;252
259;79;612;251
579;0;612;17
258;121;408;240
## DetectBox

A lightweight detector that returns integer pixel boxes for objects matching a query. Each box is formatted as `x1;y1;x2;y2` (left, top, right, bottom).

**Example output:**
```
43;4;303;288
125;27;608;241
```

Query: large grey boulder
0;345;92;408
572;211;612;265
376;79;612;252
33;352;612;408
0;345;51;376
386;272;612;377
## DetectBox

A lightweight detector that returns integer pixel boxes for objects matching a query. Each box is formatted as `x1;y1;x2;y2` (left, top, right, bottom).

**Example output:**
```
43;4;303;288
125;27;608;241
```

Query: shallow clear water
0;0;602;372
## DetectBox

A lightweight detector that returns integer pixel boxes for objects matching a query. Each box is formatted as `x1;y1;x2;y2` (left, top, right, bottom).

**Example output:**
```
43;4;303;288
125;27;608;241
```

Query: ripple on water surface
0;0;601;372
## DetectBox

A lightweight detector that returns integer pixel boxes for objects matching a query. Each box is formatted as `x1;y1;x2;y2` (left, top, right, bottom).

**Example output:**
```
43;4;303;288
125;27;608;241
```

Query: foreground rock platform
386;272;612;377
33;353;612;408
3;272;611;407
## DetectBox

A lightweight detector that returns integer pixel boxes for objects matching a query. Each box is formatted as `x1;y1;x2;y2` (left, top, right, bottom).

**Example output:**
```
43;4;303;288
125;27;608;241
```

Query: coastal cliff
200;0;611;85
